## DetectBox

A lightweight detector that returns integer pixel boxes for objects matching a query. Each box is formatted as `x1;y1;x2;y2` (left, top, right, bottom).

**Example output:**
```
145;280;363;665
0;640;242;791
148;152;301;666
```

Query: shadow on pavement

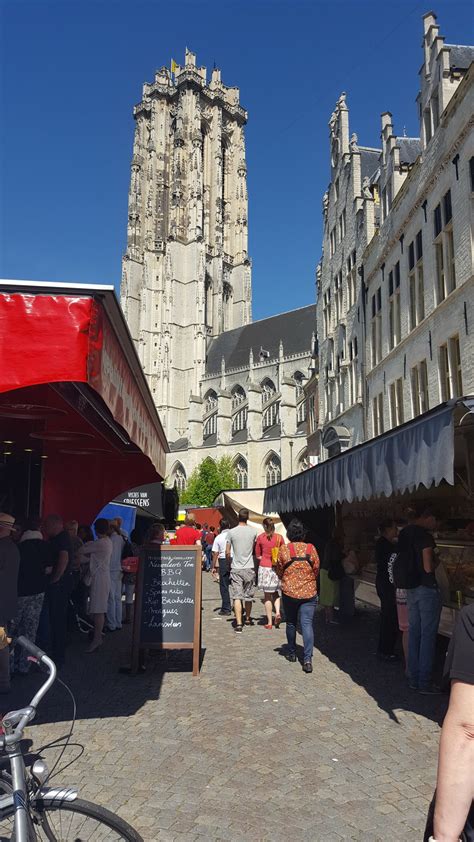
1;624;201;725
312;602;448;725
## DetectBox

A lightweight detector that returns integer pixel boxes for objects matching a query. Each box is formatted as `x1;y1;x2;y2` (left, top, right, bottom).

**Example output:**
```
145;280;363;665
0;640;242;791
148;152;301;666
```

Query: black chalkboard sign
131;544;202;675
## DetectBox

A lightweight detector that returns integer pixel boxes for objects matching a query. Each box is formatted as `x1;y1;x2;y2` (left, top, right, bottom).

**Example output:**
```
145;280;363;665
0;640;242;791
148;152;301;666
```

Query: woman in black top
375;519;399;660
12;521;52;674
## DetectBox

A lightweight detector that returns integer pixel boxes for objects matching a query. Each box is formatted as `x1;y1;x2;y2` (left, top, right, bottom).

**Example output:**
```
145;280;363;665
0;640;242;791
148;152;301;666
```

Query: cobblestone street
4;575;448;841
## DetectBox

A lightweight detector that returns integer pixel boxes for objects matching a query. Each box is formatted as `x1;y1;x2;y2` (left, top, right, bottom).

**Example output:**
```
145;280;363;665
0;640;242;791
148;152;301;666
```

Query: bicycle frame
0;638;76;841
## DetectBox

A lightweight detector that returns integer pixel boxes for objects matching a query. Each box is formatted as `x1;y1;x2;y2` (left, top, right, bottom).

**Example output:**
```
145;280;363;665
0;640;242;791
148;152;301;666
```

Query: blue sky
1;0;472;320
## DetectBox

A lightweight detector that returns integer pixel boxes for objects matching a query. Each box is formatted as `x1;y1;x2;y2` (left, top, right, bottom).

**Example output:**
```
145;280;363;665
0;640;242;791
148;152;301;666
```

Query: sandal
235;624;243;634
274;615;281;628
244;618;254;626
263;624;272;630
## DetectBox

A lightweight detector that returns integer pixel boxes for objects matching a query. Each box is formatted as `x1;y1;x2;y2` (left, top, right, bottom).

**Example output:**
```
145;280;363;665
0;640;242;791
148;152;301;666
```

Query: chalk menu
138;546;198;645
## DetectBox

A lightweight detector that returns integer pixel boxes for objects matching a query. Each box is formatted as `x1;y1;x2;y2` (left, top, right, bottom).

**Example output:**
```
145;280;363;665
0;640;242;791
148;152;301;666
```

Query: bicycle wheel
34;798;143;841
0;771;37;841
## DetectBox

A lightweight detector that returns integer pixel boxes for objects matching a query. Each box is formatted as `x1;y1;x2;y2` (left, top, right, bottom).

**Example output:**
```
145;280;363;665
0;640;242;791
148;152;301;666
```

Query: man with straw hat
0;513;20;693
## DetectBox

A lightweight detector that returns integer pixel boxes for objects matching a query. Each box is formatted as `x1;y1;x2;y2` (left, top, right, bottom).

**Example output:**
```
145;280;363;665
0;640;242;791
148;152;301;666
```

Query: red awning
0;283;168;522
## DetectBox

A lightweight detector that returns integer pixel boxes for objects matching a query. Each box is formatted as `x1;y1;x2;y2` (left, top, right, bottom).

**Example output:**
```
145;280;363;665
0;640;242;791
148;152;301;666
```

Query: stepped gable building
310;11;474;463
121;50;317;490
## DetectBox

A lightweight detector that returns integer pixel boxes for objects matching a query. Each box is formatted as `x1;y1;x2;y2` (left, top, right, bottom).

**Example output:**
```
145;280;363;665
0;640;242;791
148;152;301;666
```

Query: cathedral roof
398;137;421;165
205;304;316;375
446;44;474;70
360;148;381;182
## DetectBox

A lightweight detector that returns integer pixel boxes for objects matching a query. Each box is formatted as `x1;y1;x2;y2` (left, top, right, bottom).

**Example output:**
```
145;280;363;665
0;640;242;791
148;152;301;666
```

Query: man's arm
225;540;232;560
212;550;219;571
422;545;435;574
433;680;474;842
51;550;68;583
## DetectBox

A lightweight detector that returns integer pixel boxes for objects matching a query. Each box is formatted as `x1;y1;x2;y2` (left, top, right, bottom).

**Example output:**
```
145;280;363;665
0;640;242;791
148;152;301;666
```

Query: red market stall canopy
264;398;474;515
0;280;168;523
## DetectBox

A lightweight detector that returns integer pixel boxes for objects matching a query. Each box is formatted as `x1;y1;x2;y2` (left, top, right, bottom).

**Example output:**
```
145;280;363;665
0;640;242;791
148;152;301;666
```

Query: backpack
284;543;315;572
391;544;421;589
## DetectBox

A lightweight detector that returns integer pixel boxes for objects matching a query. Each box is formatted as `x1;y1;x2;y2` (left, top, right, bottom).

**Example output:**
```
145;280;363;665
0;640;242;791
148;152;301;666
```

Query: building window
232;406;247;435
346;250;357;310
408;231;425;330
388;262;401;350
439;335;463;401
173;464;186;494
334;177;339;201
411;359;429;416
323;288;332;338
261;378;276;404
265;454;281;487
348;337;358;406
234;457;248;489
389;377;404;427
298;449;310;472
371;287;382;366
330;227;337;257
372;392;384;437
338;209;346;241
263;401;280;431
424;107;432;144
334;271;343;323
294;372;307;425
203;389;218;440
434;190;456;303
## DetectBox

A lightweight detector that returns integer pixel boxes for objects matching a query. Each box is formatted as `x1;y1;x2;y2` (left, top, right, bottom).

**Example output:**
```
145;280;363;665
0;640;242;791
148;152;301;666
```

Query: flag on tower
171;58;178;75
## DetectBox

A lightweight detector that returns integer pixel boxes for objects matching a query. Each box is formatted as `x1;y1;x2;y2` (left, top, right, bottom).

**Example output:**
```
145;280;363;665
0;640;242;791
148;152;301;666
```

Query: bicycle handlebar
16;635;47;662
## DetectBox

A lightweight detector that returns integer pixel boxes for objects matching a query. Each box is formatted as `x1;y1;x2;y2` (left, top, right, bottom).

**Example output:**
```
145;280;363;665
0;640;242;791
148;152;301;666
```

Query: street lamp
289;440;294;476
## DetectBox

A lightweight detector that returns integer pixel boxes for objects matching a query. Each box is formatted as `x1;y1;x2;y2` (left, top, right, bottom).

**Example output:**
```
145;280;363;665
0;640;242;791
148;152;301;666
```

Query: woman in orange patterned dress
275;518;320;673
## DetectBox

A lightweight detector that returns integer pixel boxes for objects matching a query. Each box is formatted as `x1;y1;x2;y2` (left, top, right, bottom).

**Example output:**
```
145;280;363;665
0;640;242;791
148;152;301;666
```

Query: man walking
107;519;124;631
211;519;232;616
0;514;19;693
398;507;441;694
226;509;257;634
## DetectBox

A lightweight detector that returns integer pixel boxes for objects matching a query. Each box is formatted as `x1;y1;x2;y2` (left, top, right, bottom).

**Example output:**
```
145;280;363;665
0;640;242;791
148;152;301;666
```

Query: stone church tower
121;49;252;441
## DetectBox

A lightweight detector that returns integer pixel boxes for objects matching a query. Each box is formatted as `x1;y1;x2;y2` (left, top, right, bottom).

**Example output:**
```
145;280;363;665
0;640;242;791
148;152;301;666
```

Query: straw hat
0;513;16;532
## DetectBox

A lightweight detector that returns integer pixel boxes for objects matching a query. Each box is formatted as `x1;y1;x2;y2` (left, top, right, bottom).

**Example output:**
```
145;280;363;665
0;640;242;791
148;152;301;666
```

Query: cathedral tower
121;49;252;440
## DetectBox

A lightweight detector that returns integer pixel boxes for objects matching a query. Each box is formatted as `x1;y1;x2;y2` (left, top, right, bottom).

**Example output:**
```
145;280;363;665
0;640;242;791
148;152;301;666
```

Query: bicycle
0;636;143;841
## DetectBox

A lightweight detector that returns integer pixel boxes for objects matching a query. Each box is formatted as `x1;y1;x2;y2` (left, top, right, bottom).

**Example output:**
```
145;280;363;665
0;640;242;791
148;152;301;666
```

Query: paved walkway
4;575;447;841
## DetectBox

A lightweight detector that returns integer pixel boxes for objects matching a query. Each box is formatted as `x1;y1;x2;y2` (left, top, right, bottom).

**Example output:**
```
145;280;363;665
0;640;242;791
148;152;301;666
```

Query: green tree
180;456;237;506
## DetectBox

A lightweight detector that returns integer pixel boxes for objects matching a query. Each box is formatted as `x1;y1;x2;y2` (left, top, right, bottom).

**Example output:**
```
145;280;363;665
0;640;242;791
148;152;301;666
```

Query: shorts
230;569;256;601
396;588;409;632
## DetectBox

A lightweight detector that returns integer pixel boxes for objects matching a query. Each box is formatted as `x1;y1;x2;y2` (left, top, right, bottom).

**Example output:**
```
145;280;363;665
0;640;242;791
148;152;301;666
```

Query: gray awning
264;404;456;514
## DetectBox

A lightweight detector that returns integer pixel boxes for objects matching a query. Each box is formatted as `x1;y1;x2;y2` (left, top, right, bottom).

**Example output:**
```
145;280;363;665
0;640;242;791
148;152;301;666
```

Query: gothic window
203;389;218;441
204;275;212;329
297;449;310;472
263;402;280;431
294;372;307;425
234;456;248;489
231;386;247;435
264;453;281;487
172;463;186;494
261;378;276;404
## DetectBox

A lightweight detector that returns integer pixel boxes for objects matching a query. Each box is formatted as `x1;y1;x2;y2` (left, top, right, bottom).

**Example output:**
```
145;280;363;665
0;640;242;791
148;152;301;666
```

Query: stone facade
121;49;252;441
312;12;474;461
120;51;317;491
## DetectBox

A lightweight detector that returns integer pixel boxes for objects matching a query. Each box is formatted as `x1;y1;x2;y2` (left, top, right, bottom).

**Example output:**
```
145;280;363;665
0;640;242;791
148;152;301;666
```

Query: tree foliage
180;456;237;506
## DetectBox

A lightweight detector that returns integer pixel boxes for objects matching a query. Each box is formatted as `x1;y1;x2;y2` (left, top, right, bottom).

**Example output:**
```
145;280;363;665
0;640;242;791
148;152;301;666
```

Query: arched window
297;449;310;472
294;371;307;424
234;456;248;489
293;371;305;399
231;385;246;408
264;453;281;487
263;401;280;431
261;378;276;405
203;389;218;440
231;386;247;435
172;463;187;494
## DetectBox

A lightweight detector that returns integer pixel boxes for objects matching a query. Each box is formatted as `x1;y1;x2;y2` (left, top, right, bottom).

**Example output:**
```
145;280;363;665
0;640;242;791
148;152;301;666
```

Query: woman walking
275;518;320;673
78;518;112;653
255;518;284;629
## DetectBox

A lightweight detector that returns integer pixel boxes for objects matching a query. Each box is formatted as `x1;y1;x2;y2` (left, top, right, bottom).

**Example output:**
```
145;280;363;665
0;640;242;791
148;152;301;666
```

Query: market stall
0;280;168;523
264;398;474;636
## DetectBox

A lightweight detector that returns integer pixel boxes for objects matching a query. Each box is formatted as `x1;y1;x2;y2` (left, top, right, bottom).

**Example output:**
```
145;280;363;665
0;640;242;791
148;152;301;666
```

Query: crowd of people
0;511;146;693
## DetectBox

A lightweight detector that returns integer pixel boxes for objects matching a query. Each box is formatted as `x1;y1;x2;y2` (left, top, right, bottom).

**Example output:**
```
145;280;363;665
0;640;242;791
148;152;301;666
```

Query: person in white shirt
106;519;125;631
212;519;233;616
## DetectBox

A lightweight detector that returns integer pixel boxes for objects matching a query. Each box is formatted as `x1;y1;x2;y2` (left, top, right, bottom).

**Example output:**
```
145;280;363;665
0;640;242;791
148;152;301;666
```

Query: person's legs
263;592;273;626
273;592;281;620
234;598;243;626
282;594;298;655
107;571;122;630
114;572;123;628
377;585;398;656
406;587;421;688
16;594;44;673
87;613;104;652
418;586;442;689
218;559;231;612
244;601;252;621
49;579;69;665
299;597;316;662
401;630;409;670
